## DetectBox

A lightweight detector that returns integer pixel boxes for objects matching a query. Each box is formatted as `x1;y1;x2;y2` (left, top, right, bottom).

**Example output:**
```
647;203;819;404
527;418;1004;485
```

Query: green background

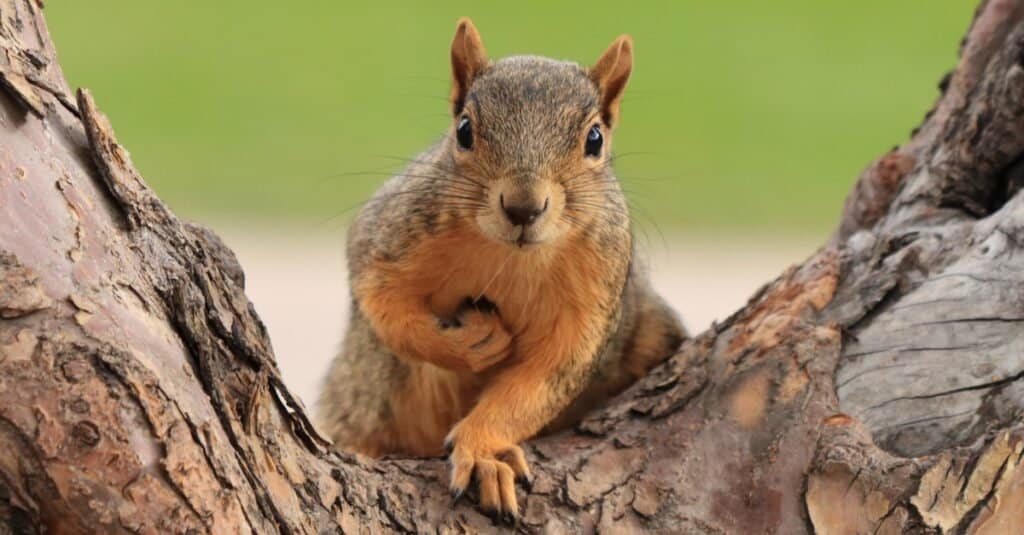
47;2;970;235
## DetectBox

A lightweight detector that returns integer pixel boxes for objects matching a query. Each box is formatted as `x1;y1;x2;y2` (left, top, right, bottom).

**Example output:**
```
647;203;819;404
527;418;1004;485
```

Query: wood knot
60;360;90;383
69;398;90;415
71;421;101;448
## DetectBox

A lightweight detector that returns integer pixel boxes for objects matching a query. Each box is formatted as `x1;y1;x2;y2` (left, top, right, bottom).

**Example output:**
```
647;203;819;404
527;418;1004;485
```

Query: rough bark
1;0;1023;533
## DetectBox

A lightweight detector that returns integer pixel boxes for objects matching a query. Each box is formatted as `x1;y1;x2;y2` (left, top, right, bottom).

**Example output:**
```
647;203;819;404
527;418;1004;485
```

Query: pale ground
215;226;821;414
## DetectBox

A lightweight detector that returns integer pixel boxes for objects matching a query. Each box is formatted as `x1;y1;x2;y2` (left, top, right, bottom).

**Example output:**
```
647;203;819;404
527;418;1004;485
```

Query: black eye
584;125;603;157
456;116;473;150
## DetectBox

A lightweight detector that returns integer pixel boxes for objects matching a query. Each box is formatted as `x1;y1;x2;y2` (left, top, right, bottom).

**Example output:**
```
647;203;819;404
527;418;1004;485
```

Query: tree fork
2;1;1024;533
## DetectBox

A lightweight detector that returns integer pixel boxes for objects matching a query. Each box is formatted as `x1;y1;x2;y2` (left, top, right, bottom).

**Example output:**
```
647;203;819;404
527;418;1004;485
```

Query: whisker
475;250;515;303
616;174;681;184
565;200;629;213
565;188;629;196
625;200;668;253
362;187;482;202
385;92;450;103
606;151;660;165
314;171;482;198
372;154;487;189
561;212;588;230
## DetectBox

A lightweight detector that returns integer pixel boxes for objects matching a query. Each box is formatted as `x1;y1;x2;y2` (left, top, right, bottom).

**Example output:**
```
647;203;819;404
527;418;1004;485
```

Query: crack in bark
87;356;206;526
874;408;979;434
0;414;52;528
865;366;1024;413
888;297;971;313
955;442;1014;531
153;280;288;533
80;341;257;532
843;344;980;361
837;362;918;389
907;316;1024;326
22;71;75;117
375;488;416;534
918;271;1015;286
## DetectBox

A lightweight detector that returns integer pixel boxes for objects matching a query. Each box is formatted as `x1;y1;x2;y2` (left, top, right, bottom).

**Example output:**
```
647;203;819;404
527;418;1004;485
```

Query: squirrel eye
456;116;473;150
584;125;603;157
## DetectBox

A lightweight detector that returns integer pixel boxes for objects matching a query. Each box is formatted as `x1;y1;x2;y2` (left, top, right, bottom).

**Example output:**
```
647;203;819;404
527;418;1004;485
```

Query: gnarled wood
1;1;1023;533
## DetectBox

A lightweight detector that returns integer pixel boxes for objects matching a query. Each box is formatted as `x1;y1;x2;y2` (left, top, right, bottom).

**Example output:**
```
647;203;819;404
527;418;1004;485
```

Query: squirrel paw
444;426;532;522
440;297;512;372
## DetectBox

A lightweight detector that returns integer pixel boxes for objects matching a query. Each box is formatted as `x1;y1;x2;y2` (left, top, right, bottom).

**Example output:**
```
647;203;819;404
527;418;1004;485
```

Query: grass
46;1;971;235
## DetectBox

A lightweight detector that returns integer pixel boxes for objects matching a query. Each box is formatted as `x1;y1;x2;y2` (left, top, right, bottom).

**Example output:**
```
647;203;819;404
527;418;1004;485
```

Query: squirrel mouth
514;228;539;248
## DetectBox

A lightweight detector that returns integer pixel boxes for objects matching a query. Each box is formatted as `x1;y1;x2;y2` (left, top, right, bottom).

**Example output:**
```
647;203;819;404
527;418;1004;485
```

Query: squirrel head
441;18;633;248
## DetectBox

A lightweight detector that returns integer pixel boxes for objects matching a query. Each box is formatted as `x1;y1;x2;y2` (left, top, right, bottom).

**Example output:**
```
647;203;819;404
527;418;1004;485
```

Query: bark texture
2;1;1024;533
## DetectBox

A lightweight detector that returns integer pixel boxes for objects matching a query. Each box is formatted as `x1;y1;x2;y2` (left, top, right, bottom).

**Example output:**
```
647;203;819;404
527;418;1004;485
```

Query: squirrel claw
484;507;517;527
444;302;512;373
500;511;518;527
516;473;534;492
460;295;498;315
438;317;462;330
450;487;466;507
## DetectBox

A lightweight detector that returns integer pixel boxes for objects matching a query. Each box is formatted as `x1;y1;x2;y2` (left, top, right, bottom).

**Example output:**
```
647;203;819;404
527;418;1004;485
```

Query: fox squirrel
317;18;685;522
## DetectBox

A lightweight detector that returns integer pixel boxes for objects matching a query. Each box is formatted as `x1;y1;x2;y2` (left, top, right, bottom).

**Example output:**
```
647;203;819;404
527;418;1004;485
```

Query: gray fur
317;53;685;455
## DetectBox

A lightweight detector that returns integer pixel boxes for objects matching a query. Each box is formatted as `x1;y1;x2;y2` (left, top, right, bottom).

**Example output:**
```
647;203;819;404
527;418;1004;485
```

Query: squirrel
316;18;685;521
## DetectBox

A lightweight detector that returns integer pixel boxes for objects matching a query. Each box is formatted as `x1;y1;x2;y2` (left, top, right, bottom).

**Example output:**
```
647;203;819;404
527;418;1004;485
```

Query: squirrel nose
500;195;549;227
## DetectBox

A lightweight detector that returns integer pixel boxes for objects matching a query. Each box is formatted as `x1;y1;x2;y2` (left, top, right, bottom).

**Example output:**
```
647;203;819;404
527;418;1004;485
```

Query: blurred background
47;2;970;409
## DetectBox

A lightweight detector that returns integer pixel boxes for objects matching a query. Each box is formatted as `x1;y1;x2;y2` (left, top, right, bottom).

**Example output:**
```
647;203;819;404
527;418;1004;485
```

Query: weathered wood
833;0;1024;462
1;0;1023;533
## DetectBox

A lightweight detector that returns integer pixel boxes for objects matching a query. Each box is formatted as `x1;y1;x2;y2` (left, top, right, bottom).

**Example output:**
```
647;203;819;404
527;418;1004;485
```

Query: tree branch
2;1;1023;533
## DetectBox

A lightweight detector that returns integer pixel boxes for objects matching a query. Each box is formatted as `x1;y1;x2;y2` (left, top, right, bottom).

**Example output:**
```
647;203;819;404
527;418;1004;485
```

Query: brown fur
316;18;685;518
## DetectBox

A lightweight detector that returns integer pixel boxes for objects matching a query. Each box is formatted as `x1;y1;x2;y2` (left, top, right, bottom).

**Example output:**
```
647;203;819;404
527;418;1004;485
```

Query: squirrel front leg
357;277;512;372
444;312;609;520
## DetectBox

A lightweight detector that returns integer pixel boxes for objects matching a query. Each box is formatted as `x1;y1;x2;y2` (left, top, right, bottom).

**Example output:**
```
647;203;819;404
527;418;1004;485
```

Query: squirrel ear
589;35;633;126
450;17;489;116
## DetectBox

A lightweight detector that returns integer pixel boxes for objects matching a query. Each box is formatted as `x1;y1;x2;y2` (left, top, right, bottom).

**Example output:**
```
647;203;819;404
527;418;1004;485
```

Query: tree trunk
2;1;1024;533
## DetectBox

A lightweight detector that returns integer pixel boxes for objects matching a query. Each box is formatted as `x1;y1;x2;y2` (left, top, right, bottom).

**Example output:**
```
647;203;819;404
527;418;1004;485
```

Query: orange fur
355;220;612;455
317;19;685;520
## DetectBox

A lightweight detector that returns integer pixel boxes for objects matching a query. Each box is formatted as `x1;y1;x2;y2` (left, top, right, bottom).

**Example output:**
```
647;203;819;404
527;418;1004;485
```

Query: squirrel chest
358;224;623;365
350;224;628;456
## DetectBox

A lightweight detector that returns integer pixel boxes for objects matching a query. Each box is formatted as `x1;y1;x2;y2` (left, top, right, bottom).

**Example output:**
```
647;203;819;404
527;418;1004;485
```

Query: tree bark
2;0;1024;533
